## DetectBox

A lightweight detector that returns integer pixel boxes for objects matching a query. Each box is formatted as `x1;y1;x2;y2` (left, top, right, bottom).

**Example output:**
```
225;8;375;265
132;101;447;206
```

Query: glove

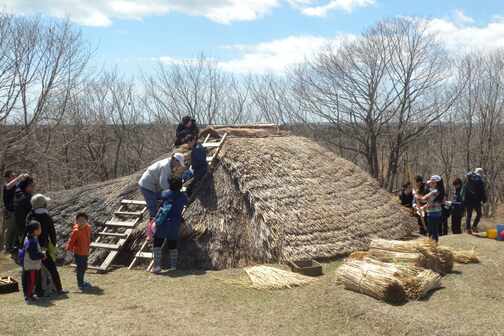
65;251;74;263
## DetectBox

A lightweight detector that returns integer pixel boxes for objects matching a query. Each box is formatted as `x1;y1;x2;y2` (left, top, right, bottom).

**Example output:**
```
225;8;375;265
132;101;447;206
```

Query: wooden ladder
128;133;227;271
83;199;147;273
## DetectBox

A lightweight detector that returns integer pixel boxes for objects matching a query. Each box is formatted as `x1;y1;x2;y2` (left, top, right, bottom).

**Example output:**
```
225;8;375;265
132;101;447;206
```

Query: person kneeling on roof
175;116;199;147
151;177;188;274
182;134;208;197
138;153;185;220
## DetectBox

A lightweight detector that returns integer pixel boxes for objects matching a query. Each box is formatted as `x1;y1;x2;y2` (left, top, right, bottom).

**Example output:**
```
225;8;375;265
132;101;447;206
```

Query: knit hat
172;153;185;168
31;194;51;209
475;168;485;177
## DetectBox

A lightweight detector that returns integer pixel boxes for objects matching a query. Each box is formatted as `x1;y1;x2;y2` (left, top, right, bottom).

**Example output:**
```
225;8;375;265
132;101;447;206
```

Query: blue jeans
75;255;88;287
426;215;441;242
140;187;160;218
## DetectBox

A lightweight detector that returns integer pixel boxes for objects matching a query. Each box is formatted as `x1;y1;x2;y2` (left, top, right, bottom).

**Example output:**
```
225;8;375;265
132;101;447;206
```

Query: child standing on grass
21;220;45;303
418;175;445;243
65;212;92;289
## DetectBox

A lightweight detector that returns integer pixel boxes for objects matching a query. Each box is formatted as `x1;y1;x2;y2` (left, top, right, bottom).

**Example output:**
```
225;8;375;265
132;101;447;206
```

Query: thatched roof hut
48;135;415;270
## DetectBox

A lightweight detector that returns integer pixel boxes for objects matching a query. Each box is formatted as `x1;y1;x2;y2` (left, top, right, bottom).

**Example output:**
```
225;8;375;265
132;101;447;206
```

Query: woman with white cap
417;175;445;243
138;153;186;220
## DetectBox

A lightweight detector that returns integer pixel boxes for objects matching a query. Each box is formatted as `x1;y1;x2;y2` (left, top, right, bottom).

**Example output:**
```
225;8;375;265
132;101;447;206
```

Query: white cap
427;175;442;184
31;194;51;209
475;168;485;177
173;153;185;168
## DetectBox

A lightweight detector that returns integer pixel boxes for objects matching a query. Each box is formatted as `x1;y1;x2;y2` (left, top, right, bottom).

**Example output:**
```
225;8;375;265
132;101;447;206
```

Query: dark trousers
75;254;88;287
426;216;440;242
465;203;482;229
42;257;62;291
438;215;449;236
22;269;43;299
153;236;177;249
451;215;463;234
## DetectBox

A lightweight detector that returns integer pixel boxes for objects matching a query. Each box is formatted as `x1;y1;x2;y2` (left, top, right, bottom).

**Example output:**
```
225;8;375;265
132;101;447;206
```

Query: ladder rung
104;221;137;228
97;232;128;238
202;142;221;148
206;156;214;162
114;211;143;217
135;252;153;259
91;242;121;250
121;200;146;205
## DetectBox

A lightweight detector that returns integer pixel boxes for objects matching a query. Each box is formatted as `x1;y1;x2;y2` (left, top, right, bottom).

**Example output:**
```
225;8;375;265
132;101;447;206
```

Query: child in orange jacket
65;212;91;289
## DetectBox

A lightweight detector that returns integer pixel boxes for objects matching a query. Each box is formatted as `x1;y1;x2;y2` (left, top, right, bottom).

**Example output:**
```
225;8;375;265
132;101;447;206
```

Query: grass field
1;231;503;336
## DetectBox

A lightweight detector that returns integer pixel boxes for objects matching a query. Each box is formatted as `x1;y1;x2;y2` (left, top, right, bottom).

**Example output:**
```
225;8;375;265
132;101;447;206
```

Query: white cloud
299;0;376;17
3;0;279;26
219;34;353;74
428;17;504;51
452;9;475;25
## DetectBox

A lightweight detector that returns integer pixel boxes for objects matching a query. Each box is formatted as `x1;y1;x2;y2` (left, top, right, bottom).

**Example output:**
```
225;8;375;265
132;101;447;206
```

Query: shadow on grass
159;269;207;278
419;286;444;301
78;286;104;296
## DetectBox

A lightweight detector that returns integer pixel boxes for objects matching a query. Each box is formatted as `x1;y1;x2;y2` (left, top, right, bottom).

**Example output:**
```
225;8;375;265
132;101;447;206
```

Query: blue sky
4;1;504;75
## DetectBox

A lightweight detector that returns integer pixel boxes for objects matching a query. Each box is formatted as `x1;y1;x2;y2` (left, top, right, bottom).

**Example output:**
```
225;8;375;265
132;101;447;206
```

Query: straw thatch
47;135;415;269
244;265;315;290
335;258;442;303
452;248;479;264
369;238;454;275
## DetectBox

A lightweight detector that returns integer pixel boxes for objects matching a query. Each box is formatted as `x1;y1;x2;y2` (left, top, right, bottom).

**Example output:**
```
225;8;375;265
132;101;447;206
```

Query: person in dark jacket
463;168;487;234
27;194;66;294
14;176;35;246
451;177;464;234
399;181;413;208
3;171;29;251
174;116;200;147
151;177;188;274
413;175;429;236
183;134;208;197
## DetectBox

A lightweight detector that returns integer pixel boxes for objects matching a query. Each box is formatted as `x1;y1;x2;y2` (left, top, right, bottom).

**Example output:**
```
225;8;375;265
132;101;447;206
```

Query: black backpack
465;173;486;203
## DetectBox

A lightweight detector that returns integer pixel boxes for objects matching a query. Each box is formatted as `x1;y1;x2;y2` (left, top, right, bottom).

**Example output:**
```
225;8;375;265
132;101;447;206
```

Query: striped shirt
421;189;442;217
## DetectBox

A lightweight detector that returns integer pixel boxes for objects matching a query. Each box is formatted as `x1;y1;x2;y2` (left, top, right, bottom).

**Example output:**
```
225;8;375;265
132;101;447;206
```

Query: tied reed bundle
244;265;315;290
451;248;479;264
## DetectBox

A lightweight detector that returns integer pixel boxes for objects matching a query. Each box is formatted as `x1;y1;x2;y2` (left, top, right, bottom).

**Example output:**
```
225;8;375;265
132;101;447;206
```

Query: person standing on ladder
138;153;186;220
182;134;208;197
151;177;188;274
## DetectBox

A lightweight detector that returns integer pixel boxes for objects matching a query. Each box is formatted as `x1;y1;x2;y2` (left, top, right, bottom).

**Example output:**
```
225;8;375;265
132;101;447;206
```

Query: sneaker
150;266;161;274
57;289;69;295
466;228;473;235
79;283;92;289
472;226;479;233
25;297;37;304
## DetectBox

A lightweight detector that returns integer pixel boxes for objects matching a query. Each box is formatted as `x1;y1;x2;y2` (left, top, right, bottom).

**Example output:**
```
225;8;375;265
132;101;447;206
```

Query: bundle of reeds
451;248;479;264
348;250;368;260
369;238;454;275
244;265;315;290
335;259;409;304
368;249;428;269
400;268;442;300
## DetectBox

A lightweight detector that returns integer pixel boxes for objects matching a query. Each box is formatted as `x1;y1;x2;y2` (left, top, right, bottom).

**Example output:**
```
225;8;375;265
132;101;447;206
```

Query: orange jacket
66;223;91;256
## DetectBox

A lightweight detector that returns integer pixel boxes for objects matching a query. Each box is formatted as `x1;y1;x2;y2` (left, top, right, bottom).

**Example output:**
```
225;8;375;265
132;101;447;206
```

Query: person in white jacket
138;153;185;218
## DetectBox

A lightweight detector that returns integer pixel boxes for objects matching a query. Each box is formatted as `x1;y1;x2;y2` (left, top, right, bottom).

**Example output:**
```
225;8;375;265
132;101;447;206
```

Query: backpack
154;203;173;227
464;173;486;203
17;238;32;267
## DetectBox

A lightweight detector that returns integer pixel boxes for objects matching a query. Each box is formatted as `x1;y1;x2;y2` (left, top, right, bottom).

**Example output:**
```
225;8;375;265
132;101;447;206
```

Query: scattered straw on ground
244;265;315;290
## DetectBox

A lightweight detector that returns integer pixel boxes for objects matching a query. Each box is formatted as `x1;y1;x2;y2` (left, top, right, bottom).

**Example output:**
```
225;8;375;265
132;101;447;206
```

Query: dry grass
244;265;315;290
451;248;479;264
1;234;504;336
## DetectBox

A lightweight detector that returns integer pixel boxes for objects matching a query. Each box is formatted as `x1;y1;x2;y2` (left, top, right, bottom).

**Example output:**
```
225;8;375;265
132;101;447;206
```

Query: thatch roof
48;135;415;269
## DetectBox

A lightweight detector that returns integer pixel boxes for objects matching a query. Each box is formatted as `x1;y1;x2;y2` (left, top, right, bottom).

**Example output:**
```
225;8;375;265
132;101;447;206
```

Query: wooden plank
211;123;277;129
98;228;133;271
97;232;128;239
202;142;221;148
121;200;147;205
114;211;143;217
91;242;121;250
104;220;138;228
